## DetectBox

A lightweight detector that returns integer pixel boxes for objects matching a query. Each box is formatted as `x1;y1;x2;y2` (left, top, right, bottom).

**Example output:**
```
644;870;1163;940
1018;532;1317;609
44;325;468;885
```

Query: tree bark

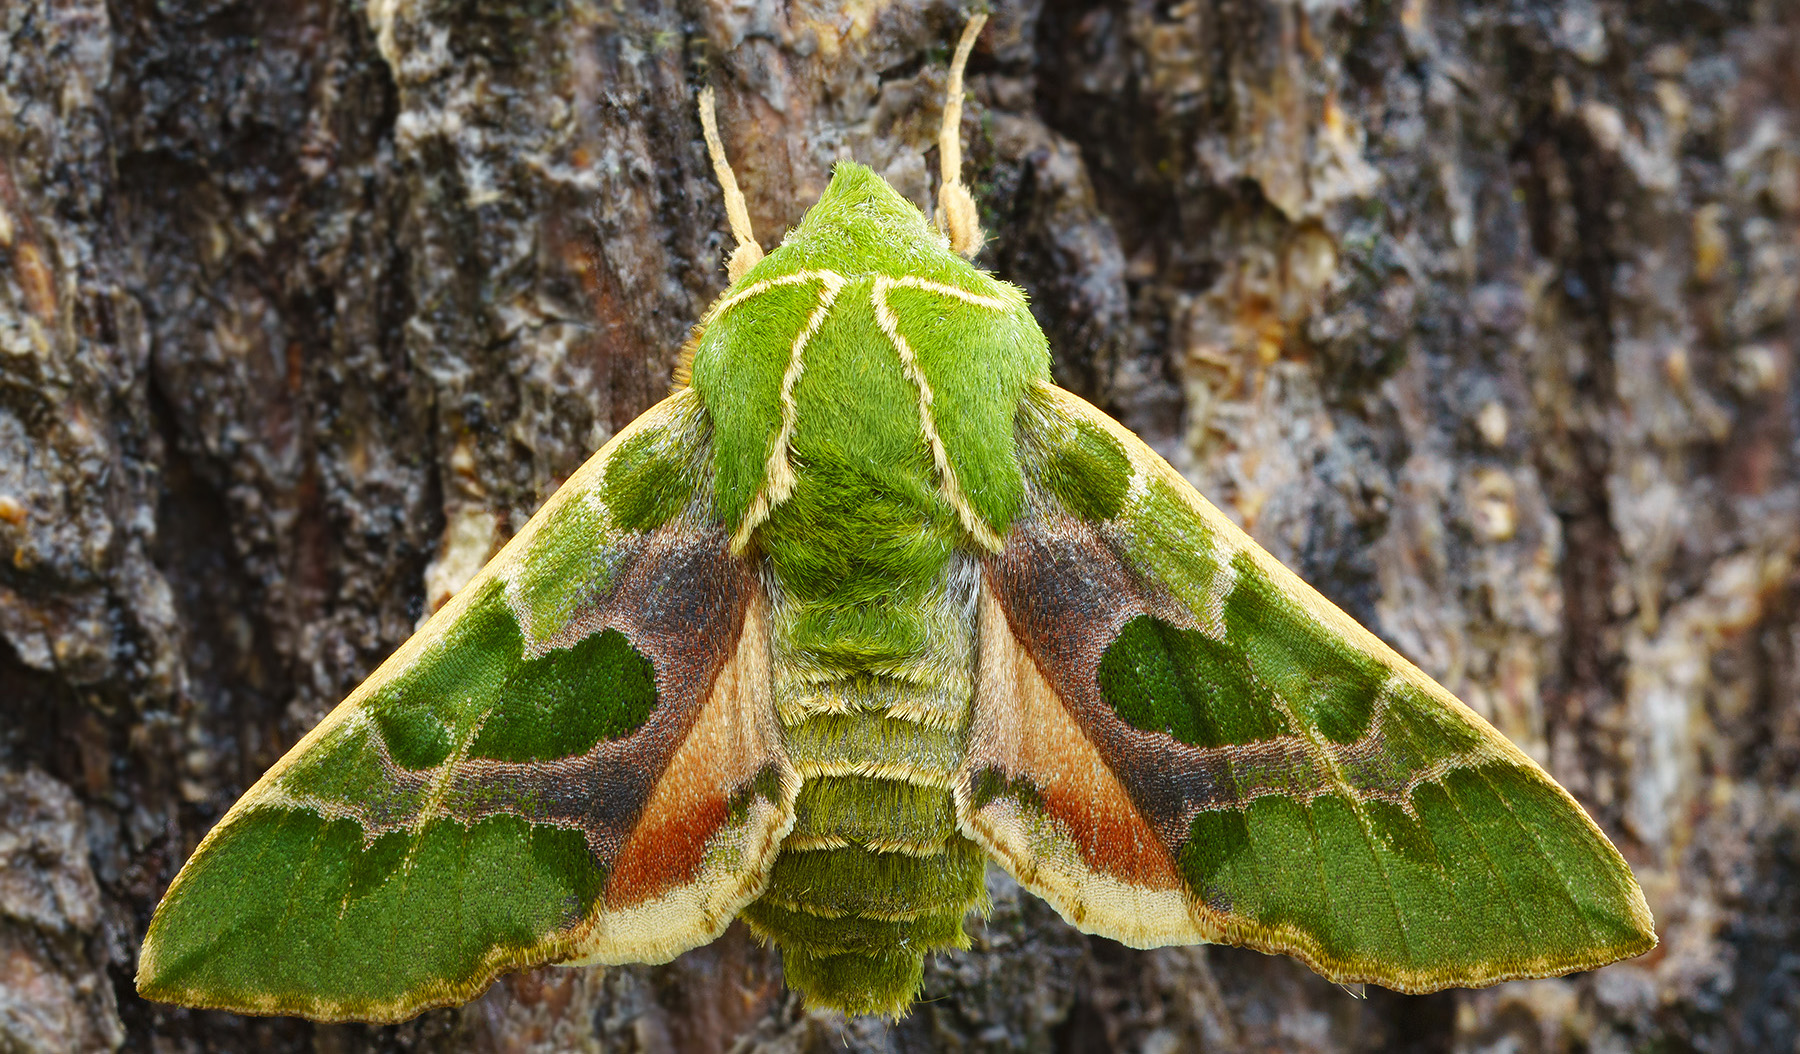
2;0;1796;1051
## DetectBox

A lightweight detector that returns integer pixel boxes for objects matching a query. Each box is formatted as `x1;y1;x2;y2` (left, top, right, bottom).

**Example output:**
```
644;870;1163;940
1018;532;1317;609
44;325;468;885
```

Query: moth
137;16;1655;1022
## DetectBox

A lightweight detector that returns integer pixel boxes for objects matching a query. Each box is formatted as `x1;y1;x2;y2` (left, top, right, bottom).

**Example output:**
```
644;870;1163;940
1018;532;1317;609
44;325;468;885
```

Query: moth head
676;15;991;394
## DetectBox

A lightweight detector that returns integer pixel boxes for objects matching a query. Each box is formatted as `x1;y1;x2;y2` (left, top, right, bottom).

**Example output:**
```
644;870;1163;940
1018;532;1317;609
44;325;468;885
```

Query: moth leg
935;14;987;259
697;86;765;282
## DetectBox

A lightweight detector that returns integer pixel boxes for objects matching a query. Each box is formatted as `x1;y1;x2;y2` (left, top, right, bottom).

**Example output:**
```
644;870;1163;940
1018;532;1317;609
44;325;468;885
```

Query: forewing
138;389;797;1022
959;382;1655;992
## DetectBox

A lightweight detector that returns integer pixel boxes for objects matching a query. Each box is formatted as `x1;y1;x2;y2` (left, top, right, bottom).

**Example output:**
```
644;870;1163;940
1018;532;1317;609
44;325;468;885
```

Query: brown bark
2;0;1796;1051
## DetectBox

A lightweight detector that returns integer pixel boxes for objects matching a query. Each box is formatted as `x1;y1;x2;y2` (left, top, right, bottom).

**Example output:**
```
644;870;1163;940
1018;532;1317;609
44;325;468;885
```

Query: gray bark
1;0;1796;1051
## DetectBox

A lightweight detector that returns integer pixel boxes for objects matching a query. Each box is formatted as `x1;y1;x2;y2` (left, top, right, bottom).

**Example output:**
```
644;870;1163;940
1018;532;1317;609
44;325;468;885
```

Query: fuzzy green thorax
689;163;1051;551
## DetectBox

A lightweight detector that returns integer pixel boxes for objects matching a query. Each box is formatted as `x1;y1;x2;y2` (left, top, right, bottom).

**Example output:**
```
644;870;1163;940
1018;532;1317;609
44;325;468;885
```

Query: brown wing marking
336;520;778;873
959;582;1217;947
565;588;797;966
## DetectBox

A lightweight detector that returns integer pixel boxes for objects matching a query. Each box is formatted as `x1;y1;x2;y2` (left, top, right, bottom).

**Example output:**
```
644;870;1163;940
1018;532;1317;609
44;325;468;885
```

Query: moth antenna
935;13;987;259
698;86;765;283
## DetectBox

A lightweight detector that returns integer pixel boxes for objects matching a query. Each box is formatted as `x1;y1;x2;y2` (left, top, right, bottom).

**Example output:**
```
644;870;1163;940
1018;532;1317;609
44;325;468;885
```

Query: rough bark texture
2;0;1796;1051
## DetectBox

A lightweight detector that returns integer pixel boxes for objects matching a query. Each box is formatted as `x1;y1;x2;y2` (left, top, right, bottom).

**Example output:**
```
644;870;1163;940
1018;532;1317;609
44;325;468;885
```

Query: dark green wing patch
371;580;521;769
1096;614;1292;747
469;624;658;762
369;576;662;770
142;811;603;1019
1220;554;1385;745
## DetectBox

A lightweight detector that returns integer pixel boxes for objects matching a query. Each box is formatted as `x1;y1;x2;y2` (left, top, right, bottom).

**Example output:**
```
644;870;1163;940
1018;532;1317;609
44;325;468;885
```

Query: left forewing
958;382;1655;993
138;390;797;1022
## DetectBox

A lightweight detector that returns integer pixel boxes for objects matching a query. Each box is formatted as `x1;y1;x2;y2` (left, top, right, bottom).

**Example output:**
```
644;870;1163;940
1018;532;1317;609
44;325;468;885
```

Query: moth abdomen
738;762;993;1007
742;834;986;1016
743;679;988;1016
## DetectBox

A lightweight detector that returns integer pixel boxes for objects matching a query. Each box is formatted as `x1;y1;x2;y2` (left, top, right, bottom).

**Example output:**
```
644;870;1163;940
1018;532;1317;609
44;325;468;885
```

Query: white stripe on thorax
871;275;1005;551
715;269;1011;552
725;270;846;552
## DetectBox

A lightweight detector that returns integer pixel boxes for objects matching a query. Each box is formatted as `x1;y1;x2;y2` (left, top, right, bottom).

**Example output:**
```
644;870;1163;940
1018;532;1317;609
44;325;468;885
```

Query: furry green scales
137;18;1655;1021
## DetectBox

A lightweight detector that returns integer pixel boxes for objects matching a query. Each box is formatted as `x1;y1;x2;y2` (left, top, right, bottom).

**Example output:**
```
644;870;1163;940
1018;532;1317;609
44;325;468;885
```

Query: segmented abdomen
741;565;986;1016
742;683;985;1015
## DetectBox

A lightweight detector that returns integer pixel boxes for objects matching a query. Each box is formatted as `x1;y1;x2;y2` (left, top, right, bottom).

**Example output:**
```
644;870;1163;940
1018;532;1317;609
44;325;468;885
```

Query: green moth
137;17;1655;1022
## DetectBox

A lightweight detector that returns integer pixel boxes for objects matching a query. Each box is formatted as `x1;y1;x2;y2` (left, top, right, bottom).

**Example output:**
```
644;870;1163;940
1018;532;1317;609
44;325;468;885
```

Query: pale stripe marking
712;269;1015;553
727;270;846;553
879;273;1013;311
872;274;1006;551
706;268;842;316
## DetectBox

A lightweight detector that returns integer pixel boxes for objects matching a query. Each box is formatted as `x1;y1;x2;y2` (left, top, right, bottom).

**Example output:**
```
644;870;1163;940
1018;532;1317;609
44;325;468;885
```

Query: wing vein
1469;765;1601;949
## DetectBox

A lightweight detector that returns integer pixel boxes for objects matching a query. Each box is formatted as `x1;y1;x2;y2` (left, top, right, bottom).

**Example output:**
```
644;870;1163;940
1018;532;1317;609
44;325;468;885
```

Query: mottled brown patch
606;590;779;907
983;512;1240;843
967;585;1182;889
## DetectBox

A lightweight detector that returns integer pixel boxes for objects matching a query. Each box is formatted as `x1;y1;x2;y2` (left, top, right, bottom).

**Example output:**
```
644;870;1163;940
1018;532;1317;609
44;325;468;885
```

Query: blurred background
1;0;1795;1050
